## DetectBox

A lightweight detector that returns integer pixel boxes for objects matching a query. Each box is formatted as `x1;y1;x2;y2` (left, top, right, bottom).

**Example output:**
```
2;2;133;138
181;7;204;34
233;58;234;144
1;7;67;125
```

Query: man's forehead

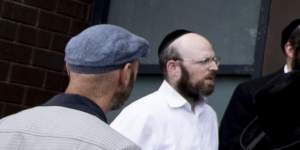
174;34;214;56
181;49;215;60
175;33;211;47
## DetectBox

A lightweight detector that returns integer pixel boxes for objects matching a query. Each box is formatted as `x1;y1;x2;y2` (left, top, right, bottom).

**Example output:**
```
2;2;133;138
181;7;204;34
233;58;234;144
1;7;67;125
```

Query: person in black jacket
251;19;300;149
219;18;300;150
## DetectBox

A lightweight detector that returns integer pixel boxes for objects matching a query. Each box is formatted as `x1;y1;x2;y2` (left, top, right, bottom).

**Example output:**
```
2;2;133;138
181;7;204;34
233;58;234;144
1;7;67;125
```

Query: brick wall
0;0;93;117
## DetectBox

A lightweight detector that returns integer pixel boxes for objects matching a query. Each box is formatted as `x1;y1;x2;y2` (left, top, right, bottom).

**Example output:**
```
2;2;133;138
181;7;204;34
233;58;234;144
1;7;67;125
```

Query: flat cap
65;24;150;73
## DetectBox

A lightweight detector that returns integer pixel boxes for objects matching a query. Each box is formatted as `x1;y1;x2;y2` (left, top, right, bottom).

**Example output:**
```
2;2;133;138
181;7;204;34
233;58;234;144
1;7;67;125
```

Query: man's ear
65;64;70;76
118;63;133;87
285;41;295;59
166;60;180;80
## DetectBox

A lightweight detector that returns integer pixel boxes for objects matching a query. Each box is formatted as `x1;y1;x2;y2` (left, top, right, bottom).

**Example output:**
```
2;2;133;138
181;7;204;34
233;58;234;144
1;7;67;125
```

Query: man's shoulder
113;90;165;124
238;70;282;89
203;103;218;117
0;106;140;150
124;90;161;111
94;125;141;149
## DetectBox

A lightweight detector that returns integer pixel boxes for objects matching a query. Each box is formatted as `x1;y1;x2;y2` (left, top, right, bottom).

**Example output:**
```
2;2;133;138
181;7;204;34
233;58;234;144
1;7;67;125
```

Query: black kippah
281;19;300;50
158;29;192;55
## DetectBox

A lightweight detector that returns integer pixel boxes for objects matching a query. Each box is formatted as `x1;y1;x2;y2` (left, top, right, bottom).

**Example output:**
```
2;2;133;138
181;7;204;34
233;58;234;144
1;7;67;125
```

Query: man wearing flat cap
0;24;149;150
220;19;300;150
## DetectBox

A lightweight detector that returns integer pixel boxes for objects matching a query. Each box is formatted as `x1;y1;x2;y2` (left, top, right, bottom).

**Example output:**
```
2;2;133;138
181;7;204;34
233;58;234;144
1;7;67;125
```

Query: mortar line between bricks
1;102;25;108
0;59;12;83
4;0;40;10
13;22;21;44
34;46;65;56
1;103;7;118
21;87;28;106
6;61;13;83
30;47;36;65
1;17;69;39
39;7;88;26
35;8;41;28
73;0;90;5
9;61;65;75
8;80;60;94
0;35;64;56
8;1;84;24
42;72;48;88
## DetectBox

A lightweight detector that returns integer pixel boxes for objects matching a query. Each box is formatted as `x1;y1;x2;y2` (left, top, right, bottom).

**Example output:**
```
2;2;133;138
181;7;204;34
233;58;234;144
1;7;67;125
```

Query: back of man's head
158;29;192;76
64;24;150;111
287;24;300;71
281;18;300;52
281;19;300;71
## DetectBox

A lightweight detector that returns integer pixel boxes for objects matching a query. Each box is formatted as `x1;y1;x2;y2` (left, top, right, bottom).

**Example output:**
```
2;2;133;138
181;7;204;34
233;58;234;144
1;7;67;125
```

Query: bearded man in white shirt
110;29;219;150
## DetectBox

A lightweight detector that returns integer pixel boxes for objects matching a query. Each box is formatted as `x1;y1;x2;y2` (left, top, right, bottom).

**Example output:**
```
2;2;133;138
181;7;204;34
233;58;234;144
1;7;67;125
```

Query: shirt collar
42;93;107;123
158;80;206;115
284;64;289;73
159;80;187;108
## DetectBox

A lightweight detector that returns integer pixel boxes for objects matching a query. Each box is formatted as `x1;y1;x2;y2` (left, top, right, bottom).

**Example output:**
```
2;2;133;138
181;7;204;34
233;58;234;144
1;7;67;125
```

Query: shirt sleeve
110;105;156;150
219;83;256;150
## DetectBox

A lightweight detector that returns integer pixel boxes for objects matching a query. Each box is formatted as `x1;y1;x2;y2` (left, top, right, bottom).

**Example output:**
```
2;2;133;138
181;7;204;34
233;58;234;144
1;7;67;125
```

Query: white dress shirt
111;81;218;150
284;64;290;73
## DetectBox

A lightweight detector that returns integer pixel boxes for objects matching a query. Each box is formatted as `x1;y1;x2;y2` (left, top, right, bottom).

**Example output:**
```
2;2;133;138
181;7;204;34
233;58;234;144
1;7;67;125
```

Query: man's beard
176;64;215;103
110;71;135;110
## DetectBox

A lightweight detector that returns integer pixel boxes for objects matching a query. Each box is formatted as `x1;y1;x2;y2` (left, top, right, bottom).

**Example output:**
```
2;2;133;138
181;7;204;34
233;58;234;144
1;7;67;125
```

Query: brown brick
0;61;9;81
25;88;56;107
0;82;25;104
45;72;68;91
24;0;58;11
0;19;17;40
32;49;65;71
0;40;32;64
11;65;45;87
58;0;88;20
37;30;52;49
17;25;37;46
70;20;87;35
3;103;26;117
38;11;71;33
2;1;38;25
51;34;69;52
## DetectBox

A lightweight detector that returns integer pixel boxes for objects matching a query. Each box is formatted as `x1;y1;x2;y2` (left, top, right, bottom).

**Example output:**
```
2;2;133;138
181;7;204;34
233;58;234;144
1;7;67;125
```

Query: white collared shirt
284;64;290;73
110;81;218;150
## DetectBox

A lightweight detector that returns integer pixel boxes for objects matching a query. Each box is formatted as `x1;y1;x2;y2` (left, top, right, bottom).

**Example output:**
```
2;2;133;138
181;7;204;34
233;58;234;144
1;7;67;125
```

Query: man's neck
65;87;110;113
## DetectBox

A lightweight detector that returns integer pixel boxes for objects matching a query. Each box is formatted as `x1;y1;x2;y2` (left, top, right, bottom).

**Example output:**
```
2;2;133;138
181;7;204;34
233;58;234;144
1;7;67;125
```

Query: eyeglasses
176;56;220;67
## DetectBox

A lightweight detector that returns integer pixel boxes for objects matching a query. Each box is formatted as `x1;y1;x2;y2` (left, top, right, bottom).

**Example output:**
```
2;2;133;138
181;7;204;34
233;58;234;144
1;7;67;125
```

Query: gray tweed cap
65;24;150;73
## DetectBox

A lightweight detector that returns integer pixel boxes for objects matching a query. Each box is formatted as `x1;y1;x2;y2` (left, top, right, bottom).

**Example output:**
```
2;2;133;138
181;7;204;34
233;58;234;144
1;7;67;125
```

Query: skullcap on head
281;18;300;50
158;29;192;55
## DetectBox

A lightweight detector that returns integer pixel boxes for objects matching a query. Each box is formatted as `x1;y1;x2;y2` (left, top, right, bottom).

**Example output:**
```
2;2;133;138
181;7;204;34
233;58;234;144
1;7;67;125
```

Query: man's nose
208;61;219;71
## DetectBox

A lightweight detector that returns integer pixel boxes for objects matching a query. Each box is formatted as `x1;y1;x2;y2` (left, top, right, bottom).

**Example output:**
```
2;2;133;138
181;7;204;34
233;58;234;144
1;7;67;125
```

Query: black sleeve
219;83;257;150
